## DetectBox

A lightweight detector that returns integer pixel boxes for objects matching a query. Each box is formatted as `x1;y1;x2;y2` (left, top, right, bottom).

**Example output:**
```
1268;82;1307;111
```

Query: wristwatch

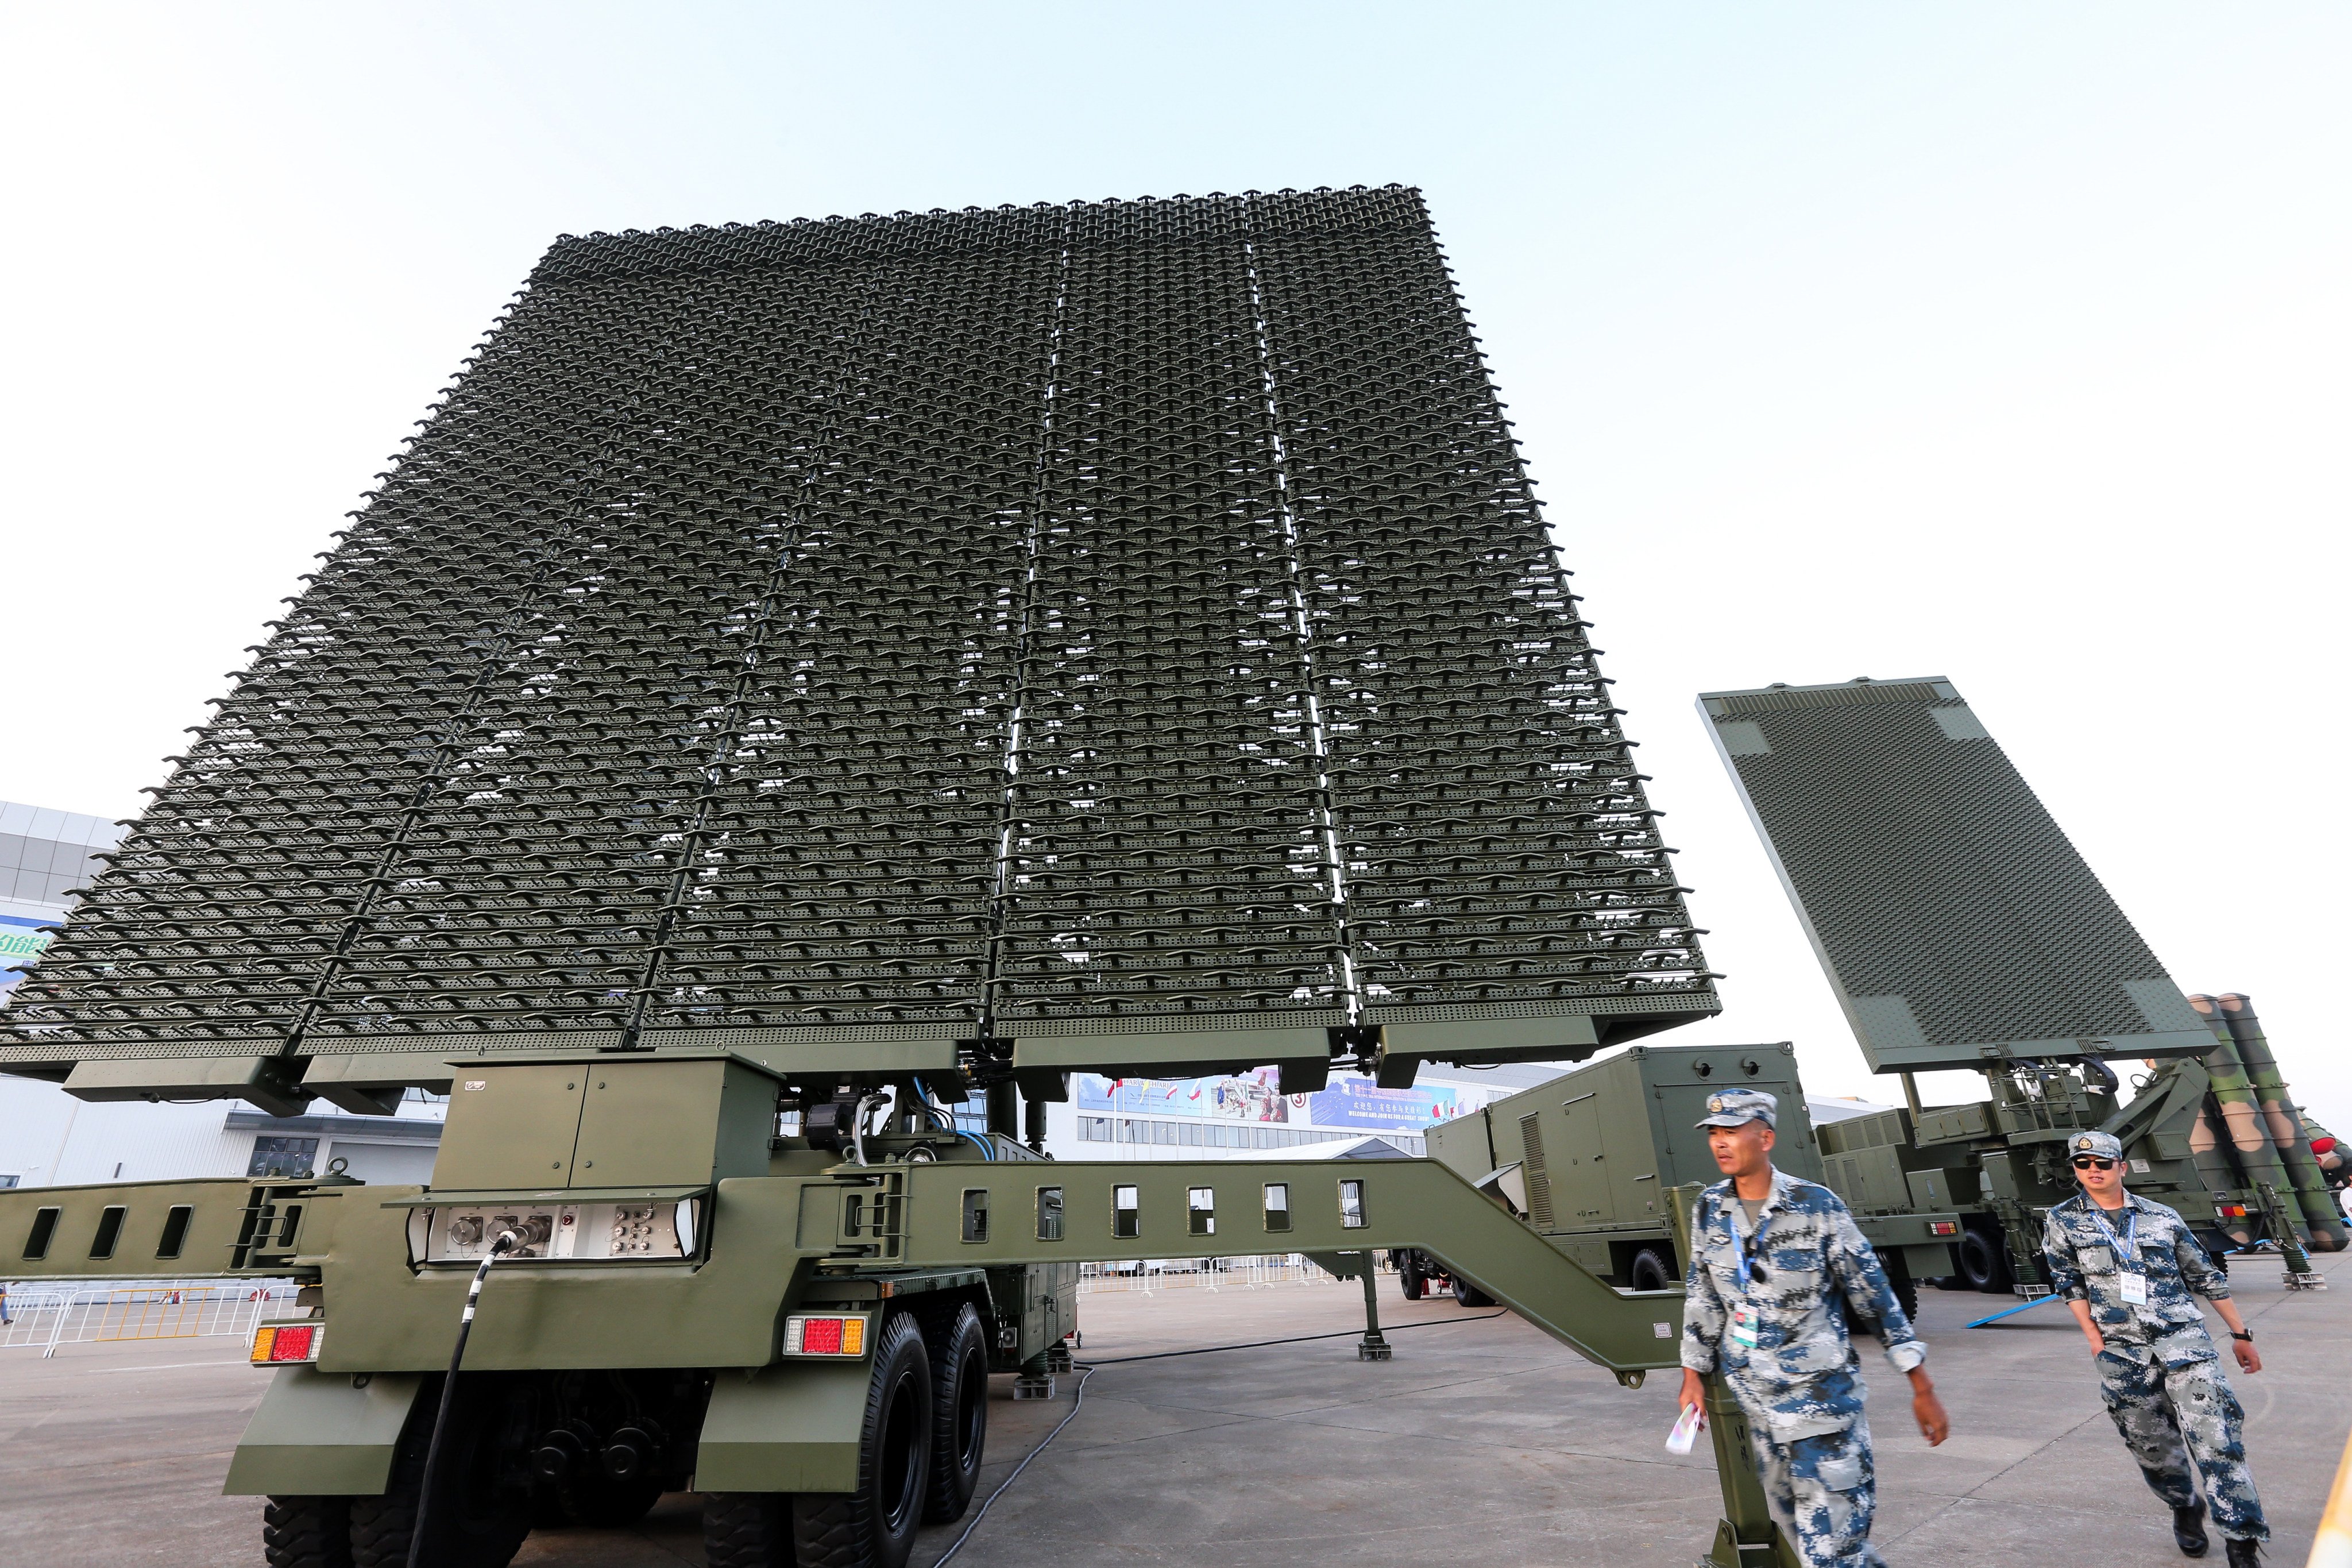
2229;1331;2253;1342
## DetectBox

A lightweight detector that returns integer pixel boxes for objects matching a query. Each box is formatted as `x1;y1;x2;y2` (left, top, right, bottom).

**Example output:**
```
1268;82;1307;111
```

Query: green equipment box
1424;1043;1960;1306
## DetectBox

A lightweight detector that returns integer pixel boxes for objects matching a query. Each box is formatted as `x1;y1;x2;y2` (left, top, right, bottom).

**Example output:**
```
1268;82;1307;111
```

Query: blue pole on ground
1964;1293;2065;1329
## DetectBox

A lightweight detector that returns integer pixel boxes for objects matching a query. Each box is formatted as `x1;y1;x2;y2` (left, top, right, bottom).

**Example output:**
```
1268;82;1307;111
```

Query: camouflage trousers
2096;1351;2268;1543
1739;1408;1881;1567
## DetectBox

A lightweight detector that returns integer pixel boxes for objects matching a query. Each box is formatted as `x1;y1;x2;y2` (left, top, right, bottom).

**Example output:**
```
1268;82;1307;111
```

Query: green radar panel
1698;676;2207;1073
2;189;1716;1111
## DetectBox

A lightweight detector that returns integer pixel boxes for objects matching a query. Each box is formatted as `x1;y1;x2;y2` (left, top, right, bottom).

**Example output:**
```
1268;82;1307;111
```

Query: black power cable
927;1310;1508;1565
406;1230;515;1568
1082;1311;1505;1365
928;1365;1095;1568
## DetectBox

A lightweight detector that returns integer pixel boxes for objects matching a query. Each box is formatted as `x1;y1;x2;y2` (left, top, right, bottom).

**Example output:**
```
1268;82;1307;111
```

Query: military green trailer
1811;1065;2222;1296
1415;1043;1961;1317
0;191;1818;1568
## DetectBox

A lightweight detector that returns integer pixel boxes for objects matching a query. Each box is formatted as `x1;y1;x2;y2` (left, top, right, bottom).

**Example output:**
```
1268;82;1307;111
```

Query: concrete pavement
1;1252;2342;1566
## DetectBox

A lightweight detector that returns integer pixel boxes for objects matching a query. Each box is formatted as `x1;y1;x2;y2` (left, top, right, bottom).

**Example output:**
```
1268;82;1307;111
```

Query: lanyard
2088;1201;2137;1266
1731;1195;1769;1294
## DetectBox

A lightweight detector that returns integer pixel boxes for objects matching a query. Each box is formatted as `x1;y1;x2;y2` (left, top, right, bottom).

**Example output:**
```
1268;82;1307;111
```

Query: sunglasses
2071;1156;2118;1171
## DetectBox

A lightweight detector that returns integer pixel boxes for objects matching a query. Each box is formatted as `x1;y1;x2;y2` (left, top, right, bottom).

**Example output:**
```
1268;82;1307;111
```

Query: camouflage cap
2067;1130;2125;1161
1696;1088;1777;1130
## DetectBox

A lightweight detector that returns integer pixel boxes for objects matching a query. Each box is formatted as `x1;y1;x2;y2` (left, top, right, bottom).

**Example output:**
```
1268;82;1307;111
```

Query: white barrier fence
1077;1252;1392;1295
0;1279;299;1357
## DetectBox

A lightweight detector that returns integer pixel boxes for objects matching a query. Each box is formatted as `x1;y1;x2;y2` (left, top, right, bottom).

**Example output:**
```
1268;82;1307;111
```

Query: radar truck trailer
1699;676;2345;1302
0;191;1814;1568
1407;1042;1961;1318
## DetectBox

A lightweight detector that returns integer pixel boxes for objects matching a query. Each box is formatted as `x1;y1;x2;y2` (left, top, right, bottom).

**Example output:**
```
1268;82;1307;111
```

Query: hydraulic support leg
2254;1181;2322;1287
1698;1374;1801;1568
1357;1256;1392;1362
1669;1184;1797;1568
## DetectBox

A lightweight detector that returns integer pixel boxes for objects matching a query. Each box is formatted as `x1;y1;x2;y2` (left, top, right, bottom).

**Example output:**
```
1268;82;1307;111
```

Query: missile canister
2185;1084;2254;1247
2300;1111;2346;1192
2189;994;2295;1242
2216;992;2348;1252
2186;999;2256;1243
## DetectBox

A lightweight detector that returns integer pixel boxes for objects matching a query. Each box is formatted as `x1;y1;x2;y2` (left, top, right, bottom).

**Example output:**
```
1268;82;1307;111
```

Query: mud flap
222;1366;424;1496
696;1358;872;1494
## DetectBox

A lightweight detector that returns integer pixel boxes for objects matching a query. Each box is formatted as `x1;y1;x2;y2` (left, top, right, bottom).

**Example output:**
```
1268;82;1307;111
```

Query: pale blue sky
3;4;2347;1114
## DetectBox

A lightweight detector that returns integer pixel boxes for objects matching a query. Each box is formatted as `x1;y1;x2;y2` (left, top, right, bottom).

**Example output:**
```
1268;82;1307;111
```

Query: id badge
1730;1303;1761;1349
2118;1273;2150;1306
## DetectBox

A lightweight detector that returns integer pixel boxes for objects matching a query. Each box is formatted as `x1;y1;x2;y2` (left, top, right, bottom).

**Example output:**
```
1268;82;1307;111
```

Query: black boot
2172;1504;2208;1556
2224;1538;2262;1567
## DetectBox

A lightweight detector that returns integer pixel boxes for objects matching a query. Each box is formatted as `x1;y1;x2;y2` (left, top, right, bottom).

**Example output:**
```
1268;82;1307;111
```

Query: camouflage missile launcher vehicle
1411;1042;1961;1317
0;190;1781;1568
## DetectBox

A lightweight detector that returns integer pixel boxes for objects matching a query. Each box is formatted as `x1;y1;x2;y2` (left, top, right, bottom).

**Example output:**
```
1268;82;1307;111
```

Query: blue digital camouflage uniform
2042;1188;2268;1543
1682;1168;1926;1567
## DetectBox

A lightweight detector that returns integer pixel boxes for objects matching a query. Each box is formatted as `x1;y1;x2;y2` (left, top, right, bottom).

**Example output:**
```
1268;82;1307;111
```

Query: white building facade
1;798;454;1189
1036;1059;1575;1163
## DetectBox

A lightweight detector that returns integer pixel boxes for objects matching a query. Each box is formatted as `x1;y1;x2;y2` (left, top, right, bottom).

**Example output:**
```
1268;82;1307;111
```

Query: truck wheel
1884;1256;1920;1322
1399;1266;1426;1301
921;1302;988;1524
1955;1224;2013;1294
263;1496;352;1568
1628;1247;1675;1293
1451;1275;1494;1309
349;1377;532;1568
793;1311;932;1568
704;1494;793;1568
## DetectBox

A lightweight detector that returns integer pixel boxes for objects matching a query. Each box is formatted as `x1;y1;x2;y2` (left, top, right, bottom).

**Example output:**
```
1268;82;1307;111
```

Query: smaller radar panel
1698;677;2208;1072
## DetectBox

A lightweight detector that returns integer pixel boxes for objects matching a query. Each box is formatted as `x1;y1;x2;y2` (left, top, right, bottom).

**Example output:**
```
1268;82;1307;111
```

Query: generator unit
1419;1043;1959;1316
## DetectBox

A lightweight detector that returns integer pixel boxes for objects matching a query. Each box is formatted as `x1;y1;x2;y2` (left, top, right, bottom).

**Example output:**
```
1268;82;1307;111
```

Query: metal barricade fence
0;1280;298;1357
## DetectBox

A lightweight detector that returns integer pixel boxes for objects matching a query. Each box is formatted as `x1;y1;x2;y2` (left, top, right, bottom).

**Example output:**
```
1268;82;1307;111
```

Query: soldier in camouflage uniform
1679;1090;1950;1567
2045;1129;2269;1565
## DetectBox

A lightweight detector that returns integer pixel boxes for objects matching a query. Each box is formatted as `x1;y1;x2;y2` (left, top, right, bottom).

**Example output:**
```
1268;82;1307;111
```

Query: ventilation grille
1520;1111;1554;1229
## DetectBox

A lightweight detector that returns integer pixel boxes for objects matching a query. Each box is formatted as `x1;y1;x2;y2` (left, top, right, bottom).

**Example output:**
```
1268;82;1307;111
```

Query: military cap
1696;1088;1777;1130
2067;1130;2125;1161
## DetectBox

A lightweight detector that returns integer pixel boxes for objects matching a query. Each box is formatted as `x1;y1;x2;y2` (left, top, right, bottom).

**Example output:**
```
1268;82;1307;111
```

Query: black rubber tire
1628;1246;1675;1293
792;1311;932;1568
1450;1273;1495;1309
920;1303;989;1525
264;1496;352;1568
1885;1255;1921;1323
1956;1224;2014;1295
705;1493;794;1568
1399;1266;1426;1301
1923;1241;1964;1290
349;1377;532;1568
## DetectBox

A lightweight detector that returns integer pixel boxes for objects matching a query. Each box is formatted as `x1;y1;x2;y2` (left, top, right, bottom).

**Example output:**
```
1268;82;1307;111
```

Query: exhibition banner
0;915;55;999
1075;1068;1485;1133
